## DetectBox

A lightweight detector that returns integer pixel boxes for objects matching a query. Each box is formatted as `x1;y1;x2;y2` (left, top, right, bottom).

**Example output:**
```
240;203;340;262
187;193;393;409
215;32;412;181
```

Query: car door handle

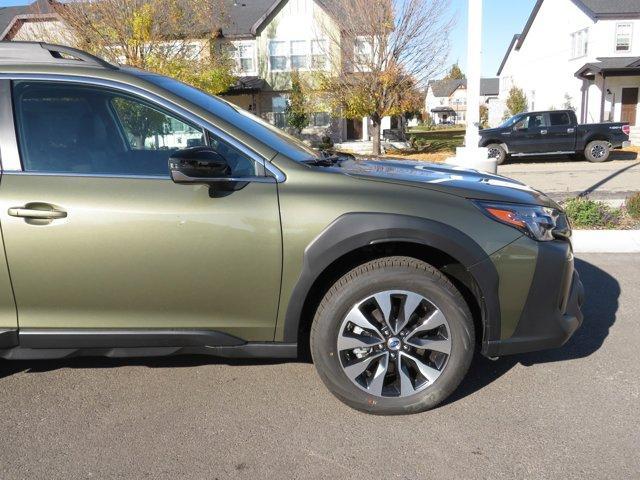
567;128;575;133
541;130;548;135
8;207;67;220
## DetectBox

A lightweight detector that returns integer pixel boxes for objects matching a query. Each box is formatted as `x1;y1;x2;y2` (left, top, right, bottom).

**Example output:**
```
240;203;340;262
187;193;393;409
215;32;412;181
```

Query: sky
1;0;537;78
447;0;537;77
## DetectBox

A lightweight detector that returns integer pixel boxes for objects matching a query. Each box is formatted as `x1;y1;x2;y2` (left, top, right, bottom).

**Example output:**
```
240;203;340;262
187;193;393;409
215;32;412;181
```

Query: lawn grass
399;128;465;159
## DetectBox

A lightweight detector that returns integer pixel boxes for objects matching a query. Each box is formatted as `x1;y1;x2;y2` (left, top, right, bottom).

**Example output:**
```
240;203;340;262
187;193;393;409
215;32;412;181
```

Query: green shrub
626;193;640;220
563;198;621;229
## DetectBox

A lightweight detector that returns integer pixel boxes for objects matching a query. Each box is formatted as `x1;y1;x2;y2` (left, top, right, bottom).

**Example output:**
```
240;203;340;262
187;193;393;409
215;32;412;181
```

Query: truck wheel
310;256;474;415
584;141;611;162
486;144;507;165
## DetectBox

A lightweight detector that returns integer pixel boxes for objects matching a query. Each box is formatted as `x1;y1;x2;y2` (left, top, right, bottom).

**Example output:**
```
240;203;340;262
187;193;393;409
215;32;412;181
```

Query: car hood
330;158;559;207
479;127;502;136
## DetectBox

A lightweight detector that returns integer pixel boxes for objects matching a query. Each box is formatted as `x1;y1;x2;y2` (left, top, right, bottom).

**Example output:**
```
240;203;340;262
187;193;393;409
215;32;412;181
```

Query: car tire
310;256;474;415
486;143;507;165
584;140;611;162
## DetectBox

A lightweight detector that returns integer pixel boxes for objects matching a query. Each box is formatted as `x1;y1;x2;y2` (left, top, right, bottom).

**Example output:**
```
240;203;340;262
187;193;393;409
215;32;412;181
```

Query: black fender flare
282;213;501;348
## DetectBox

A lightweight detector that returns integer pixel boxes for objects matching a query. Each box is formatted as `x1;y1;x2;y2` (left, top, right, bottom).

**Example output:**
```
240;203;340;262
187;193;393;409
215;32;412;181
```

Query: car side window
12;81;257;177
516;113;546;130
110;96;204;151
549;112;571;126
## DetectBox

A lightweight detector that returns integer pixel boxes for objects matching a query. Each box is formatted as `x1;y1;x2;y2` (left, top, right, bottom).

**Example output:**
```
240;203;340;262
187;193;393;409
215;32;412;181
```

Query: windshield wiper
303;153;355;167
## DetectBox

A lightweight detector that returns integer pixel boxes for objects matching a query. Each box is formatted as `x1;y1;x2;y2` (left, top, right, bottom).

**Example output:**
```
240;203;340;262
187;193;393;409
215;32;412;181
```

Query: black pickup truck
479;110;631;164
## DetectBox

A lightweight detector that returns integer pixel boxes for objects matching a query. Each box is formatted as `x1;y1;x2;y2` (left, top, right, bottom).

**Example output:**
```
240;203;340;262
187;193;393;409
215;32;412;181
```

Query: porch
576;58;640;144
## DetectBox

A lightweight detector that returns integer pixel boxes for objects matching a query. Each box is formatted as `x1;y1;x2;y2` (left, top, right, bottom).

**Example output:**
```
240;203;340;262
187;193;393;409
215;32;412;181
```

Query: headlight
475;201;568;242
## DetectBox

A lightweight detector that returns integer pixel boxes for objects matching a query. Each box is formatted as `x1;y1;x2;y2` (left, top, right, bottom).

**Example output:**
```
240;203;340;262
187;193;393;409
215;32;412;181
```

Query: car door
510;113;549;153
546;111;576;152
0;79;282;342
0;81;18;343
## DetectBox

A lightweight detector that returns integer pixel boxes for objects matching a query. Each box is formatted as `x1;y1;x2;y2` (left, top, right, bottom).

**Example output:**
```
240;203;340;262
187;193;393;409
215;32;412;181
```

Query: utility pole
446;0;497;173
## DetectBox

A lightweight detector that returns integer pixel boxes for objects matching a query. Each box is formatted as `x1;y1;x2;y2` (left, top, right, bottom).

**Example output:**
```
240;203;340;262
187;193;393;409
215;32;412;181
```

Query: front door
347;118;363;140
510;113;549;153
621;88;638;126
0;80;282;341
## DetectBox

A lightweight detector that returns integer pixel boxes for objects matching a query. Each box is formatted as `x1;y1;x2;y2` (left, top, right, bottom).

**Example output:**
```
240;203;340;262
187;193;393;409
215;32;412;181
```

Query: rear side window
549;112;571;126
11;81;257;177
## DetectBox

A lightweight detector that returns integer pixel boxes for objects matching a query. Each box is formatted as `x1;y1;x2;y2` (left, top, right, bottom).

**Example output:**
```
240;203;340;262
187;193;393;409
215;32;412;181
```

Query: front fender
280;213;501;348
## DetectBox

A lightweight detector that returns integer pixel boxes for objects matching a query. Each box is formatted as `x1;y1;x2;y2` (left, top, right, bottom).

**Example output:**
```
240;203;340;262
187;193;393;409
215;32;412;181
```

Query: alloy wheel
337;290;451;398
591;144;606;159
488;147;501;159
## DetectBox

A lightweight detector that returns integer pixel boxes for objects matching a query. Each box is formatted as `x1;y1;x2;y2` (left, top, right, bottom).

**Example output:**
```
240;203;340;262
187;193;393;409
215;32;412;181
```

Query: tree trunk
371;113;382;156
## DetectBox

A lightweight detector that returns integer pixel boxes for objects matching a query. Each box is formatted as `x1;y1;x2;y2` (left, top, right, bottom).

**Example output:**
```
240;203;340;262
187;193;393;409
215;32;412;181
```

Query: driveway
0;254;637;479
499;150;640;202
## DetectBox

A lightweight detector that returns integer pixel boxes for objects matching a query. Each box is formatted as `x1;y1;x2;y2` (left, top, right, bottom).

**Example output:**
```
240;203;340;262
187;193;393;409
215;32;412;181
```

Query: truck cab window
549;112;571;126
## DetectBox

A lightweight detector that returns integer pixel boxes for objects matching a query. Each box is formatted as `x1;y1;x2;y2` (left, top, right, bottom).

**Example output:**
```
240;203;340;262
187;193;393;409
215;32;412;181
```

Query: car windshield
138;72;320;162
499;114;524;129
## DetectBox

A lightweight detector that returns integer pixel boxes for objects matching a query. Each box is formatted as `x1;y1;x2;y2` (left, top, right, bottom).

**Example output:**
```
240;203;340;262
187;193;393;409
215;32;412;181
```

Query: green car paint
0;175;281;341
0;46;579;358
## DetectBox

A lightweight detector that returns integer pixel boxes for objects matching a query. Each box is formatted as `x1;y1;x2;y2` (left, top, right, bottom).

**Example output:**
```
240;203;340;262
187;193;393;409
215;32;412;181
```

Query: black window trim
0;74;285;182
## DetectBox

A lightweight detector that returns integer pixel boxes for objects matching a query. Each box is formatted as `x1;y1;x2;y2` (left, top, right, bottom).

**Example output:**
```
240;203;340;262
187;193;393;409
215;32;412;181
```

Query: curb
572;230;640;253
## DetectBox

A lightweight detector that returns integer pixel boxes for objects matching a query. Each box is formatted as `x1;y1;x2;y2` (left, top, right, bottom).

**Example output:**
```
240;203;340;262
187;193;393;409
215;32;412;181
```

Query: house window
268;40;329;72
616;23;632;52
354;37;374;70
311;40;328;70
235;42;255;73
310;112;331;127
290;40;309;69
269;41;288;71
570;28;589;59
271;96;287;128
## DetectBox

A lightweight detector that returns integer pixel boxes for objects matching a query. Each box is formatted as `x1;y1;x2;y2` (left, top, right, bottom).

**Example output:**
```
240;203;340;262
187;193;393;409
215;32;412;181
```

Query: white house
498;0;640;143
425;78;501;127
0;0;407;145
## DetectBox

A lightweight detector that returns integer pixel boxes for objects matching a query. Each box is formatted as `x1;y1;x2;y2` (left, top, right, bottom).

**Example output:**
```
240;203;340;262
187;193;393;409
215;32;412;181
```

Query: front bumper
483;241;584;357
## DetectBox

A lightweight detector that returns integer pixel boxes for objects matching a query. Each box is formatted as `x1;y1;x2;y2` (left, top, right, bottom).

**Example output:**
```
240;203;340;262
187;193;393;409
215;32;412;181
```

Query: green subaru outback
0;43;583;414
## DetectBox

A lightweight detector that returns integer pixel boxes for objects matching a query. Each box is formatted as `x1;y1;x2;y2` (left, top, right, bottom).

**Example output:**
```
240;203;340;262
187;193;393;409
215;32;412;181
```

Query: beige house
425;78;501;127
1;0;403;144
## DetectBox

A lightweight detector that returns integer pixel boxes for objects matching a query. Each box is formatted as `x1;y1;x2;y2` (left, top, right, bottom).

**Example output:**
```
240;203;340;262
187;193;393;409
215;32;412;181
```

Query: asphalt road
1;254;638;480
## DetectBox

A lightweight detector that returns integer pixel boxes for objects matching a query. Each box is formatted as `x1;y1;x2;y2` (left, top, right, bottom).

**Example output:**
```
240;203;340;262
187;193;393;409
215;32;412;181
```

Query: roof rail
0;41;118;70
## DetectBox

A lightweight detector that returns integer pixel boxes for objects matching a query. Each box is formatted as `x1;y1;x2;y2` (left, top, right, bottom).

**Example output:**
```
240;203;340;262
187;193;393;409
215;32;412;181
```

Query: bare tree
317;0;453;155
29;0;235;94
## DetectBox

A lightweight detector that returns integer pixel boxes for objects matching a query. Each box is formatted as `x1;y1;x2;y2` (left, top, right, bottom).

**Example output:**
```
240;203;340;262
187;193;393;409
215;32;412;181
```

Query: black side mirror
169;147;231;184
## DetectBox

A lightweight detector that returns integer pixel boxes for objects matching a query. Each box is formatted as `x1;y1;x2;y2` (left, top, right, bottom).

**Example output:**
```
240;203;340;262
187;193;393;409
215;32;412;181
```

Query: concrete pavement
499;152;639;202
0;254;638;479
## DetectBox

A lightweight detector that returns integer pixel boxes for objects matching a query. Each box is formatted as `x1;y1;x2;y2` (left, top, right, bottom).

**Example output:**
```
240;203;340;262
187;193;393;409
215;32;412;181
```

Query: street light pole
446;0;497;173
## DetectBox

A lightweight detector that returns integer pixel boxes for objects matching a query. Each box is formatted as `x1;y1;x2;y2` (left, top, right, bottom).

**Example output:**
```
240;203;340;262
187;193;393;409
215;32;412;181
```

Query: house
0;0;406;144
498;0;640;143
425;77;501;127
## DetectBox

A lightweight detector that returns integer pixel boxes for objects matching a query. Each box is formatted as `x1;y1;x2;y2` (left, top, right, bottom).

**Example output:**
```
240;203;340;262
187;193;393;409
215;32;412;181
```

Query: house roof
1;0;58;40
0;0;279;40
431;106;457;114
575;56;640;78
428;78;499;97
226;0;283;38
496;34;520;76
247;0;360;35
498;0;640;76
226;75;266;93
574;0;640;18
